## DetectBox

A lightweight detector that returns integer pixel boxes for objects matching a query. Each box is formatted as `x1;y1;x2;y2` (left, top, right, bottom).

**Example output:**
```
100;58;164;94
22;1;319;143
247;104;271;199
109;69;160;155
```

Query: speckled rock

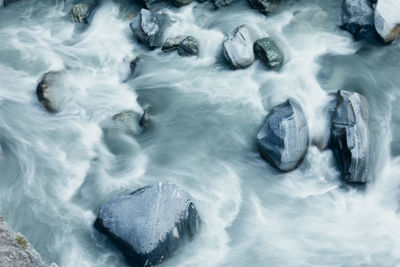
248;0;280;15
330;90;370;183
178;36;199;56
253;37;283;70
36;72;60;113
71;3;90;23
130;9;166;48
162;36;186;52
257;99;309;171
340;0;376;40
0;215;57;267
94;183;200;267
223;25;255;69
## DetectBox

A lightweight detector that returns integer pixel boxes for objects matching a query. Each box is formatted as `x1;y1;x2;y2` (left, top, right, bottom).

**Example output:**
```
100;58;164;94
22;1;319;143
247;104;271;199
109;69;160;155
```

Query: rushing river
1;0;400;266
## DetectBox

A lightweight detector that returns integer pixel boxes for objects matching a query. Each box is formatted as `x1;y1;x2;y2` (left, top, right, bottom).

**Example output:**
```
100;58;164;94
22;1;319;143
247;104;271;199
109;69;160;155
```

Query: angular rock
330;90;370;183
253;37;283;70
374;0;400;42
248;0;280;15
130;9;166;48
162;36;186;52
178;36;199;56
0;215;56;267
173;0;193;7
340;0;376;40
36;72;60;113
257;99;309;171
223;25;255;69
95;183;200;267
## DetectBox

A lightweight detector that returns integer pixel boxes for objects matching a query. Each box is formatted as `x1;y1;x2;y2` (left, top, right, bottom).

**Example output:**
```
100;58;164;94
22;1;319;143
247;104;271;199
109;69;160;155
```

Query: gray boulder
178;36;199;56
340;0;376;40
248;0;280;15
253;37;283;70
162;36;186;52
257;99;309;171
223;25;255;69
36;72;60;113
0;215;57;267
94;183;200;267
330;90;370;183
374;0;400;43
130;9;166;48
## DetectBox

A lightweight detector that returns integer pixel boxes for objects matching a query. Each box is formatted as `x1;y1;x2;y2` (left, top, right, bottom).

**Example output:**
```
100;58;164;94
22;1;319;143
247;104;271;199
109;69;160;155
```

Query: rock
340;0;376;40
223;25;255;69
112;110;143;134
330;90;370;183
214;0;233;8
130;56;143;74
36;72;60;113
71;3;90;24
248;0;280;15
374;0;400;42
173;0;193;7
162;36;186;52
257;99;309;171
178;36;199;56
94;182;200;267
0;215;56;267
130;9;166;48
253;37;283;70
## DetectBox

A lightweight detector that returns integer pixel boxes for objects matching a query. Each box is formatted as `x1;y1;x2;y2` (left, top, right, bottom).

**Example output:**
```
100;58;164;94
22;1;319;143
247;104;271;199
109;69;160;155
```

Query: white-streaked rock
374;0;400;42
223;25;255;69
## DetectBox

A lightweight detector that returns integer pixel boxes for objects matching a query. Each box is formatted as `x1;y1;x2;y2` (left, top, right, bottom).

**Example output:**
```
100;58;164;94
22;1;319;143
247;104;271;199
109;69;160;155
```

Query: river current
1;0;400;266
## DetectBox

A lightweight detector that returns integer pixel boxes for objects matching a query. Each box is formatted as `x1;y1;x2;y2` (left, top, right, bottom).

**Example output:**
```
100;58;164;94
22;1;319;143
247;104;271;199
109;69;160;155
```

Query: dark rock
178;36;199;56
36;72;60;113
94;183;200;267
257;99;309;171
162;36;186;52
130;9;166;48
253;37;283;70
130;56;143;74
248;0;280;15
340;0;376;40
330;90;370;183
3;0;20;6
173;0;193;7
214;0;233;8
223;25;255;69
0;215;57;267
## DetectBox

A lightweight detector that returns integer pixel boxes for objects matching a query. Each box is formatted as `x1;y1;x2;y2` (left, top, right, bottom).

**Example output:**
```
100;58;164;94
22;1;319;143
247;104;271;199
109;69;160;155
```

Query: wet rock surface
340;0;376;40
330;90;370;183
94;183;200;267
253;37;283;70
257;99;309;171
248;0;280;15
223;25;255;69
130;9;166;48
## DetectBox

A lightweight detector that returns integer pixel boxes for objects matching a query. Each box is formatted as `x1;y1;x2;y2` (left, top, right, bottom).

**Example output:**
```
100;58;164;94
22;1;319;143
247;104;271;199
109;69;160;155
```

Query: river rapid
1;0;400;266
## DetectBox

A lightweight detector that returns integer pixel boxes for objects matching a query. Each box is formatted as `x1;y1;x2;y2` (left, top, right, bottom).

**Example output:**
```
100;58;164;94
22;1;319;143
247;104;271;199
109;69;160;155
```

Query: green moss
16;236;28;250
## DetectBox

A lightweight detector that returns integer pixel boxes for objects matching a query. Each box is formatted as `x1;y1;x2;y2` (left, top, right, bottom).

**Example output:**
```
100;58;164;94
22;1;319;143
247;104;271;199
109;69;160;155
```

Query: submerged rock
162;36;186;52
374;0;400;42
330;90;370;183
178;36;199;56
130;56;144;74
173;0;193;7
94;182;200;267
71;3;90;24
257;99;309;171
223;25;255;69
248;0;280;15
0;215;57;267
130;9;166;48
36;72;60;113
112;110;143;134
214;0;233;8
340;0;376;40
253;37;283;70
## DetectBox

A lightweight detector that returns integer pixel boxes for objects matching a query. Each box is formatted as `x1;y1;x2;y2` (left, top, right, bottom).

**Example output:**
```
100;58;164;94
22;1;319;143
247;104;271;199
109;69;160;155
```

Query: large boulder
36;72;61;113
257;99;309;171
94;183;200;267
223;25;255;69
248;0;280;15
330;90;370;183
340;0;376;40
253;37;284;70
130;9;166;48
374;0;400;43
0;215;57;267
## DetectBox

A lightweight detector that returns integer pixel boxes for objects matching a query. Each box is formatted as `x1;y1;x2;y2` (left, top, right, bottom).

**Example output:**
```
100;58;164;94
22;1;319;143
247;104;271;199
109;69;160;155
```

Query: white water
1;0;400;266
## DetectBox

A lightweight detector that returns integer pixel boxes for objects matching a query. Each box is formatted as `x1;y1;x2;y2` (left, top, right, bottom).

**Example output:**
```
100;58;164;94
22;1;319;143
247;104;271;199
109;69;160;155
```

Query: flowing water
1;0;400;266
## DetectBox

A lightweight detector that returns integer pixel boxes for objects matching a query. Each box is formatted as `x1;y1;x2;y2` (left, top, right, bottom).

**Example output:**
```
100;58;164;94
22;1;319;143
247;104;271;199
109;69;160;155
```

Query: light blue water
1;0;400;266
